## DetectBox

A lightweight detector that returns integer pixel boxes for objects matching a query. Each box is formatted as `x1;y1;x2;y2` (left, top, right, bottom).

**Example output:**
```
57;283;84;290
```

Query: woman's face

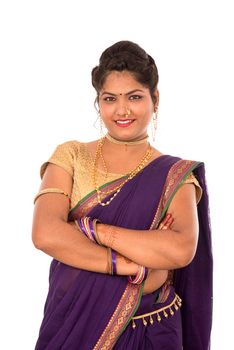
98;70;158;142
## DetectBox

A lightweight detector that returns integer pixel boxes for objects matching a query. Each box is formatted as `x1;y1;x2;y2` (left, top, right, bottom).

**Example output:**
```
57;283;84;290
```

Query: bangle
111;249;117;275
107;247;113;275
76;217;102;245
76;217;92;240
93;219;103;245
34;188;71;204
128;266;148;285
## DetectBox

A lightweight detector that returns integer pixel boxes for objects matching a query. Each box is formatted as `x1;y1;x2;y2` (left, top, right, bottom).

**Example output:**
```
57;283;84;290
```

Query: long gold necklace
92;137;153;206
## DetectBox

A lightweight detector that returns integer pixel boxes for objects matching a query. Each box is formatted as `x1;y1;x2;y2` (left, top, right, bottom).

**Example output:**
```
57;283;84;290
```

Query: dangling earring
151;107;158;142
98;111;105;137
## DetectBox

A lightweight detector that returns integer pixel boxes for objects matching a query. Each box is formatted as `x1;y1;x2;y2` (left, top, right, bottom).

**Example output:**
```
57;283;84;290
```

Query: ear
153;89;159;111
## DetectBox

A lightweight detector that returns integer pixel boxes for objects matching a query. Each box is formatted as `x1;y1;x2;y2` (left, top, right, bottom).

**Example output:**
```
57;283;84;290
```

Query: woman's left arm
97;183;199;270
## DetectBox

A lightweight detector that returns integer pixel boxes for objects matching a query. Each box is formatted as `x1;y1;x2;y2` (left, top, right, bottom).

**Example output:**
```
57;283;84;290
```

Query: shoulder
165;155;204;205
54;140;81;155
161;153;204;170
40;140;82;179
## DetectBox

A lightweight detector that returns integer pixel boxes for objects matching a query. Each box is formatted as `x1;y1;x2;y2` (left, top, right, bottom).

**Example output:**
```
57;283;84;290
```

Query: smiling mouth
115;119;135;127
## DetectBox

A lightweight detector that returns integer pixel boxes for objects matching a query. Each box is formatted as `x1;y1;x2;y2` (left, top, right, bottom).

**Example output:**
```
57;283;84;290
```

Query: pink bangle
128;266;148;285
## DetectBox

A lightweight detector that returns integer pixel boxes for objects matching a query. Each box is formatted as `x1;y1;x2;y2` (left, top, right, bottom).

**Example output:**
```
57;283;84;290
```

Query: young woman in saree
32;40;213;350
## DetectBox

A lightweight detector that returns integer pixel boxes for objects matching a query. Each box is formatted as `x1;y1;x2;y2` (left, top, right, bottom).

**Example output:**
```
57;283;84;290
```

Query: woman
32;40;212;349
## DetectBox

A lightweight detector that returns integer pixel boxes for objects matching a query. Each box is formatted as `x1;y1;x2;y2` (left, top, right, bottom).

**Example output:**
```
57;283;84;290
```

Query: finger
159;214;172;229
163;217;174;229
167;217;174;228
162;218;174;230
162;225;168;230
159;214;170;228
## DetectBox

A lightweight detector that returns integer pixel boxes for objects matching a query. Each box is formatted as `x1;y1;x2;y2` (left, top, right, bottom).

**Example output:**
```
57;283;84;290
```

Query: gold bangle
106;247;113;275
93;220;103;246
34;187;71;204
106;248;110;274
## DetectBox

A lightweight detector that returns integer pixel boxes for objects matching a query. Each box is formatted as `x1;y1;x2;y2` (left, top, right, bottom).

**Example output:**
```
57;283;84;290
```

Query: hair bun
91;40;159;103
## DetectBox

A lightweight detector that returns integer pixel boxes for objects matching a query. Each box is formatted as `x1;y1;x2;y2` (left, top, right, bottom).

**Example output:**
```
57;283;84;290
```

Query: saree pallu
35;155;213;350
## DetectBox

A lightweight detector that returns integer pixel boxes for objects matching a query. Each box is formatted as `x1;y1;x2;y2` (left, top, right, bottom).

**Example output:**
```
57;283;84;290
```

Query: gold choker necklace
106;133;149;146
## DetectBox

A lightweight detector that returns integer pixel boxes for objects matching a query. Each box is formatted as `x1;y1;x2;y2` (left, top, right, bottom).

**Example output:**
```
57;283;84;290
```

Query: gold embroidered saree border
68;176;127;219
93;283;143;350
150;160;202;230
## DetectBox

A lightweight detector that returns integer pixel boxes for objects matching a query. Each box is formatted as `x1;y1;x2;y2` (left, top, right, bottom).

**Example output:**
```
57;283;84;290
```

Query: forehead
101;70;147;93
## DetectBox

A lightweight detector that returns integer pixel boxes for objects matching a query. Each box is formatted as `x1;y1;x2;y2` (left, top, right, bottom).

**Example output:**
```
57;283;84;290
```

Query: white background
1;1;233;349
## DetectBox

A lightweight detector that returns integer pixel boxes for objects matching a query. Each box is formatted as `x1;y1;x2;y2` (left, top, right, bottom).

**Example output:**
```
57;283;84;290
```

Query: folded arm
32;163;199;274
32;163;138;276
97;182;199;270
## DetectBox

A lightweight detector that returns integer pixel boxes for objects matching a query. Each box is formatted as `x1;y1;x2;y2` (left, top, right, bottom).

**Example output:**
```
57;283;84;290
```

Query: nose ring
124;108;131;118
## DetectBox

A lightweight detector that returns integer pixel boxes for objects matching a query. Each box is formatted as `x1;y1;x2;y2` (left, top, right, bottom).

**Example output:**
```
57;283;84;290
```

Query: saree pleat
36;265;131;349
35;155;212;350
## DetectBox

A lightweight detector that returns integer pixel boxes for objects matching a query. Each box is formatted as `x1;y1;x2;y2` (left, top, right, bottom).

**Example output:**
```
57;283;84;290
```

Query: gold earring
98;111;105;137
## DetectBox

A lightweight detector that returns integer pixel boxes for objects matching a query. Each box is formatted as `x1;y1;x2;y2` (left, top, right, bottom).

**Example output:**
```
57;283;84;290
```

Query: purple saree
35;155;212;350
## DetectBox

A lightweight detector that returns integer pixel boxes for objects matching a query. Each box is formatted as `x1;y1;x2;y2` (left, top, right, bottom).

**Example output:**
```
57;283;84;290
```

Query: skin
32;70;199;295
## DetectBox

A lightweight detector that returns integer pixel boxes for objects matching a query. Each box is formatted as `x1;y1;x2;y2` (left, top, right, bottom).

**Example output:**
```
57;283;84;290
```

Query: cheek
135;105;153;121
99;103;114;117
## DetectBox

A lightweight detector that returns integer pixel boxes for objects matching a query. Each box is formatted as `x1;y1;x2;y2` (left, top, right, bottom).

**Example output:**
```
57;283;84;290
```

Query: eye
103;96;116;102
129;95;143;100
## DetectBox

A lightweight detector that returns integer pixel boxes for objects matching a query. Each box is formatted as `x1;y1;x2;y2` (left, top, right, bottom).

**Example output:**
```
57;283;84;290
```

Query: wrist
96;223;106;246
116;253;138;276
97;224;116;248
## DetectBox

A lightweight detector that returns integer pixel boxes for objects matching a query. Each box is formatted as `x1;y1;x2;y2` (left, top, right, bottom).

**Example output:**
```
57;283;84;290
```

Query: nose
116;100;130;117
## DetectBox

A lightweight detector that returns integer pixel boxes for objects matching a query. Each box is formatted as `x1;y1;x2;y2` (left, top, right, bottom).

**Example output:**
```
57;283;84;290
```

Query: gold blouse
40;140;203;209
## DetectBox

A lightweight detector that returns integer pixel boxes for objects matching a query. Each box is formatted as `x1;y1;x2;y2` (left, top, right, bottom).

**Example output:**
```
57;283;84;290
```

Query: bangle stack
75;217;102;245
75;217;147;282
75;217;117;276
128;265;148;285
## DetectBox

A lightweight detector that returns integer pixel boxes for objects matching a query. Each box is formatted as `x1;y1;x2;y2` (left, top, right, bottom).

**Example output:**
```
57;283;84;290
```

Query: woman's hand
158;213;174;230
95;213;174;278
96;213;174;248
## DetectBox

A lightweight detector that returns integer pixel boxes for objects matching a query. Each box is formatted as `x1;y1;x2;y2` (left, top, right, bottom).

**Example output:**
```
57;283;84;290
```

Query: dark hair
91;40;159;105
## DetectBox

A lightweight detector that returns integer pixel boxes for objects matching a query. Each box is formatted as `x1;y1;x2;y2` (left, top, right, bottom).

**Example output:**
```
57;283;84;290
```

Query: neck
105;133;149;146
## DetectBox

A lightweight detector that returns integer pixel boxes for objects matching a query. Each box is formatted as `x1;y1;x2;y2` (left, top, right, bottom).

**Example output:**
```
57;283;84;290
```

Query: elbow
32;228;49;251
176;251;195;268
176;241;197;268
32;222;58;251
32;218;68;251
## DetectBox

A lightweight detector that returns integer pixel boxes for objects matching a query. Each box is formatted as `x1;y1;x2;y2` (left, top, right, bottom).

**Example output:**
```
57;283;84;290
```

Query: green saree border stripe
68;174;127;214
161;161;202;219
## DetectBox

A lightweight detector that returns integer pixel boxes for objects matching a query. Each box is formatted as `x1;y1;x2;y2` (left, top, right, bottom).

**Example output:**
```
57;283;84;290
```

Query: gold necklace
106;133;149;146
92;137;153;206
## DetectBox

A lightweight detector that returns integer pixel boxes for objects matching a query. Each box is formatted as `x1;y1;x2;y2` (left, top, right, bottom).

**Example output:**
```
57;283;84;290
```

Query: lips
115;119;135;127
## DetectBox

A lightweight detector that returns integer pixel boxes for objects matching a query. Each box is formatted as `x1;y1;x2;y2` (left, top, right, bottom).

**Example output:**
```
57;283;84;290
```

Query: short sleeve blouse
40;141;203;209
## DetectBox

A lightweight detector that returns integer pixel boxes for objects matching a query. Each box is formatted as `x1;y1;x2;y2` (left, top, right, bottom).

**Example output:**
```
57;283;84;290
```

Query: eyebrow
101;89;145;96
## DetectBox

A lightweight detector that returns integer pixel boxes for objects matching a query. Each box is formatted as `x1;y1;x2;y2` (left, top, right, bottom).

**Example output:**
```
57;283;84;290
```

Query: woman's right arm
32;163;138;276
